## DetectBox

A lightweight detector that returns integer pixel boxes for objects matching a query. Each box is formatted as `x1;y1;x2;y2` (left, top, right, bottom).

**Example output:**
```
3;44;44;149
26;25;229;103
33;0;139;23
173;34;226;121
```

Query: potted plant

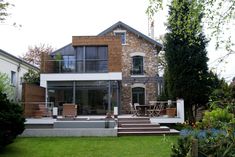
166;100;176;117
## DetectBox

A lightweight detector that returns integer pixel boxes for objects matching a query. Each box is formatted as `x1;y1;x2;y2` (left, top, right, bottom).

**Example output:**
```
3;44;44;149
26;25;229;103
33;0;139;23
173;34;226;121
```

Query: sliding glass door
47;81;120;115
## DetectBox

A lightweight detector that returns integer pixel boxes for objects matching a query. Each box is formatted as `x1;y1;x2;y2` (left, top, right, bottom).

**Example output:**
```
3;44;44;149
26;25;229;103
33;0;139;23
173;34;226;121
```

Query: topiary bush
0;91;25;150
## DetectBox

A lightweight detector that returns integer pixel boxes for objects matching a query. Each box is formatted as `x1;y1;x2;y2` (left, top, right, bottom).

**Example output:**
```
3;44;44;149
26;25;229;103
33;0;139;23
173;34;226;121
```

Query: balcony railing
41;60;108;73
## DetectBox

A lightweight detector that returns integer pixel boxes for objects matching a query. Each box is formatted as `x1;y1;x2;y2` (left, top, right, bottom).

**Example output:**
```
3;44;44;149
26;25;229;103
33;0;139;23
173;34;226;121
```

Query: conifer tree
164;0;210;122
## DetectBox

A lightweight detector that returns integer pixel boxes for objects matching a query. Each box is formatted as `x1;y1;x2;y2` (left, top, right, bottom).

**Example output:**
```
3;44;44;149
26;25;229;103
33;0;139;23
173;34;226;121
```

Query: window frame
76;46;108;73
114;30;127;45
132;55;144;75
11;71;16;86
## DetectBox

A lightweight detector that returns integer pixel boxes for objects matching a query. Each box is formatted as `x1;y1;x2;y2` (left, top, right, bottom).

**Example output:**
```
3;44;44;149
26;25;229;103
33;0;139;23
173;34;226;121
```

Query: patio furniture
155;103;164;116
146;104;157;117
62;103;77;118
135;104;149;116
129;103;140;116
146;102;164;117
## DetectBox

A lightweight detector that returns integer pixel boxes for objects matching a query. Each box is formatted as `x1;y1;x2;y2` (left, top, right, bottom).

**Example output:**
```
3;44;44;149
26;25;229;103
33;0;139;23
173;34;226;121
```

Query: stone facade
103;27;159;113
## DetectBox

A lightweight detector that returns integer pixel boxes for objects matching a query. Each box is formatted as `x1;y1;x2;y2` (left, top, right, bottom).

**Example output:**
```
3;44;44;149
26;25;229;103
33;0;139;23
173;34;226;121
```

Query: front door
132;87;145;105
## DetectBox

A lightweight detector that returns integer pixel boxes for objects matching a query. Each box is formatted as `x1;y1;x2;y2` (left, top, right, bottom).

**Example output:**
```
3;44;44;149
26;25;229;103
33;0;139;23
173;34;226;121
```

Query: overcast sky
0;0;234;81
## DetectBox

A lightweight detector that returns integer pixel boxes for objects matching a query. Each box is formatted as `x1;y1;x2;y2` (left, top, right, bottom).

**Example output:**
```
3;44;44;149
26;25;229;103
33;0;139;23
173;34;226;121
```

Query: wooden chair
147;102;164;117
147;104;157;117
155;103;165;117
129;103;140;116
62;103;77;118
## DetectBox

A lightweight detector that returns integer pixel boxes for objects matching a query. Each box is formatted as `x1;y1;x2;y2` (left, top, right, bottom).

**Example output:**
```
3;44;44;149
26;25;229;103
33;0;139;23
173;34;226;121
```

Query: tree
23;69;40;85
146;0;235;63
22;44;53;67
164;0;210;122
0;0;10;22
0;72;14;101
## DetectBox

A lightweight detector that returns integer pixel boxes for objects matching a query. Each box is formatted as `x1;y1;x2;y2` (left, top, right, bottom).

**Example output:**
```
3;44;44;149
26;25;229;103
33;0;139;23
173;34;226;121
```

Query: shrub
0;91;25;150
23;69;40;85
0;72;14;101
196;108;234;129
171;136;192;157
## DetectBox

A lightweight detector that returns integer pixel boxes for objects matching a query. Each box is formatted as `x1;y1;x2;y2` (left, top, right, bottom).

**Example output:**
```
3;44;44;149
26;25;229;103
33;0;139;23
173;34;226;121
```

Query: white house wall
0;55;35;101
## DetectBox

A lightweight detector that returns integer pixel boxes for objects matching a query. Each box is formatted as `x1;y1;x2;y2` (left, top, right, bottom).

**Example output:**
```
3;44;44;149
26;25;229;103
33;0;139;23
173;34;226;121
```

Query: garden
0;136;178;157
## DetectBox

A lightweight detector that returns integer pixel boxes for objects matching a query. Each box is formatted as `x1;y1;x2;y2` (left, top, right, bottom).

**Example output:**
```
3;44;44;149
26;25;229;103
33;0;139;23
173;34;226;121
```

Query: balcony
41;59;108;73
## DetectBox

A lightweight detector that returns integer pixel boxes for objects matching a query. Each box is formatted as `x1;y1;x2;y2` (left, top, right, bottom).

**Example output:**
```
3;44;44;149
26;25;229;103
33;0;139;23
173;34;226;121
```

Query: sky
0;0;234;81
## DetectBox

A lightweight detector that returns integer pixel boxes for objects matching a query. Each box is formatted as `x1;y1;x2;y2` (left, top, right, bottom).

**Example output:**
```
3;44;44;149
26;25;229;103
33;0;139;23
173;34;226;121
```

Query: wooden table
136;105;154;116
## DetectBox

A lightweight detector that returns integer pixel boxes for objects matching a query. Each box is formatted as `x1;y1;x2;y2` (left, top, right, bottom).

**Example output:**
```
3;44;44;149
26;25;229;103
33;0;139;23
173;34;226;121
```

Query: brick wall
72;36;122;72
22;83;45;117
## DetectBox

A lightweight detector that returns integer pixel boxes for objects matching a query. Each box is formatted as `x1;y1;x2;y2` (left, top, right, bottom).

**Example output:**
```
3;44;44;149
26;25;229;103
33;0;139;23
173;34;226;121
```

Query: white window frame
11;71;16;86
130;53;145;77
114;30;127;45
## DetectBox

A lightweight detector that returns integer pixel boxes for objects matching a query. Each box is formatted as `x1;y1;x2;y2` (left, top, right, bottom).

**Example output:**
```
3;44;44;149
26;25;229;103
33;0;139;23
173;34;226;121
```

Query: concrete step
118;129;180;136
118;120;150;124
118;126;170;132
121;123;160;128
25;124;53;129
118;117;150;121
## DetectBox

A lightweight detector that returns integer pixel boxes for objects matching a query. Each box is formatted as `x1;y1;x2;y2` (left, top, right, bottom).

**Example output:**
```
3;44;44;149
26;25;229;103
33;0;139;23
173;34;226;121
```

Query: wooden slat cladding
40;52;55;73
22;83;45;117
72;36;122;72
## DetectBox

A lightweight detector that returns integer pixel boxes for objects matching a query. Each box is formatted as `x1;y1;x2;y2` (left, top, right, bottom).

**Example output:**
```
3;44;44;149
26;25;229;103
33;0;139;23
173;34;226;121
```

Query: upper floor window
11;71;16;86
62;56;75;72
132;56;144;75
114;30;126;45
76;46;108;73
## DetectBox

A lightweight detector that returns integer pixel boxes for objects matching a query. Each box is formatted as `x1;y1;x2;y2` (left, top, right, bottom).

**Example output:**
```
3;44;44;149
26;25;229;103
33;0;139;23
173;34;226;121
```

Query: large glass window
48;81;120;115
132;56;144;75
132;87;145;105
62;56;75;72
47;81;73;115
76;46;108;73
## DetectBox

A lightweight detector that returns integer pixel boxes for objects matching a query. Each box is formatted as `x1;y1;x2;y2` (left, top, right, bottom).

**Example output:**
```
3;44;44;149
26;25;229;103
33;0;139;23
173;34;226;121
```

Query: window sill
130;75;146;78
122;43;128;46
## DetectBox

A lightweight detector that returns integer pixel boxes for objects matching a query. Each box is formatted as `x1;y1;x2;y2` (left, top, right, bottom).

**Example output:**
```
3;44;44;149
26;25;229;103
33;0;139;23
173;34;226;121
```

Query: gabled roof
51;43;74;56
0;49;39;71
51;21;163;54
98;21;163;48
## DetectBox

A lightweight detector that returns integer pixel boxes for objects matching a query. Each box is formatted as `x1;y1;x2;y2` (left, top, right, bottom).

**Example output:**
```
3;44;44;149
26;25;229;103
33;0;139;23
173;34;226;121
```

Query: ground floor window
132;87;145;105
47;81;120;115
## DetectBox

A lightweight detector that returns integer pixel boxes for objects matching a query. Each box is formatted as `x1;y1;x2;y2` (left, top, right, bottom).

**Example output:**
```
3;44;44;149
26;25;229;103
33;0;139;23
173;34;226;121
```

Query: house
40;21;163;115
0;49;39;101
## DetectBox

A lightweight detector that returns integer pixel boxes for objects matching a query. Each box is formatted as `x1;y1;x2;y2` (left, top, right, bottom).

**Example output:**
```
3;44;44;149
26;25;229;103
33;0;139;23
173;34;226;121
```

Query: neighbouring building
40;21;163;115
0;49;39;101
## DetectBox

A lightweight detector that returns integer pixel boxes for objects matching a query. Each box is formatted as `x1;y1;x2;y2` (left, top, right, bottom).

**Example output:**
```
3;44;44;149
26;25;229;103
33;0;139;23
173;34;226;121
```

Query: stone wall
104;28;159;113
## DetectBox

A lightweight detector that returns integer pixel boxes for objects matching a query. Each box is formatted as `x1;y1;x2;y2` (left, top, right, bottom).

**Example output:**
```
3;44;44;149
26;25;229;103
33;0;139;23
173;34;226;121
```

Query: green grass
0;136;178;157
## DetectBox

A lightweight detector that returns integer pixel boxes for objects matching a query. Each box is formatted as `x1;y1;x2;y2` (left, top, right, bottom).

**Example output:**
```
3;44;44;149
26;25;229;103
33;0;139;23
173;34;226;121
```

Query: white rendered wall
0;55;34;101
40;72;122;88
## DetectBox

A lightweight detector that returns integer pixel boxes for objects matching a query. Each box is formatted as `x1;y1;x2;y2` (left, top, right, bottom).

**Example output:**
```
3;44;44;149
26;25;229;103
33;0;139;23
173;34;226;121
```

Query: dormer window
114;30;126;45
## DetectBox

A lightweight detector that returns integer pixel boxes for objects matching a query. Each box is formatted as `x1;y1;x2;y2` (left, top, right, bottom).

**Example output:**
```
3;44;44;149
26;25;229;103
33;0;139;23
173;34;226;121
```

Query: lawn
0;136;178;157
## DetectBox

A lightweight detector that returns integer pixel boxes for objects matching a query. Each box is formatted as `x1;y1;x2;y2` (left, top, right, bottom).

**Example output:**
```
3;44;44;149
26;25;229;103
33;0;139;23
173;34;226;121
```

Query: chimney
148;18;155;39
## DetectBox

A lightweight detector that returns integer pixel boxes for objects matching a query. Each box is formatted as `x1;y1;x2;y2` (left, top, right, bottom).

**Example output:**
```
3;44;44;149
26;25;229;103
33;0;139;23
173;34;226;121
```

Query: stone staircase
118;117;179;136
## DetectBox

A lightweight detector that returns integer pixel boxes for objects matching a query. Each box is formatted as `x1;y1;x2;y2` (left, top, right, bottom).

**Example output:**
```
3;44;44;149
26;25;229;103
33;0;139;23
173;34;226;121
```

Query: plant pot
166;108;176;117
